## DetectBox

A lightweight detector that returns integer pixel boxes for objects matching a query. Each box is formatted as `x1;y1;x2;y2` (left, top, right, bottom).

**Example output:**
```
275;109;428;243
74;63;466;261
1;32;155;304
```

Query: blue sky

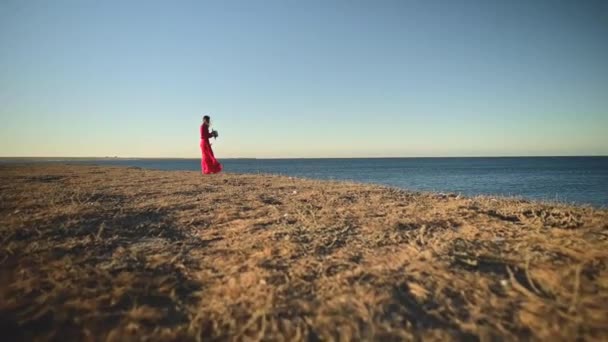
1;0;607;158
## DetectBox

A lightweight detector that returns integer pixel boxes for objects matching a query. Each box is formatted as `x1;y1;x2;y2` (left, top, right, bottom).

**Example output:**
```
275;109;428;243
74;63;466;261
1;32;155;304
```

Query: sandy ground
0;164;607;341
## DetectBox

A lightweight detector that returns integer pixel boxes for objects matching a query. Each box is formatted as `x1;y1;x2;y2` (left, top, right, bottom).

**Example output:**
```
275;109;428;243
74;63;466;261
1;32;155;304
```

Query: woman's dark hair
203;115;210;123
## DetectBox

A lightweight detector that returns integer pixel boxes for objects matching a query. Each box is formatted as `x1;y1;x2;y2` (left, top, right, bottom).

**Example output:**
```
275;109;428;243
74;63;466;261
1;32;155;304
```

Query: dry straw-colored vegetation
1;164;607;341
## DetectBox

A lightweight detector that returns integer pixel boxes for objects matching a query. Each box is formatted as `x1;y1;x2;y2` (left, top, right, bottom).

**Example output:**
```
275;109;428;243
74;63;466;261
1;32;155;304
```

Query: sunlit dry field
1;164;607;341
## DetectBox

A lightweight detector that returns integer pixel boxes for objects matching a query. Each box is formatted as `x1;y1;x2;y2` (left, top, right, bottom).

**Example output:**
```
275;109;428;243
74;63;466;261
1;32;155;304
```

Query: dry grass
1;164;607;341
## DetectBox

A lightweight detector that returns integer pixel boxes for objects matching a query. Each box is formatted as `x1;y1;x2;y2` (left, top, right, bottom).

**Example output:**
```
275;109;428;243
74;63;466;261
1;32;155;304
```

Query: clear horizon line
1;154;607;160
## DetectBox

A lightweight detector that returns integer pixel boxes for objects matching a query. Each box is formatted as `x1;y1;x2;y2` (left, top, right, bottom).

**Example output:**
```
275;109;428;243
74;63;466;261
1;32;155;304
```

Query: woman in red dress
200;115;222;174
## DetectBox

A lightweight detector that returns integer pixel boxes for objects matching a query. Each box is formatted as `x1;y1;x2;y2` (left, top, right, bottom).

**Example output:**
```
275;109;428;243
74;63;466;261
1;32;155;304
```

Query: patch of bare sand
1;164;607;341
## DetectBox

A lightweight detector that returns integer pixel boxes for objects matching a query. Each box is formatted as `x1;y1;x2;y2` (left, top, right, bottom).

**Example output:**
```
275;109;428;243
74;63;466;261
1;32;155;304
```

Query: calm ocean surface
2;157;607;207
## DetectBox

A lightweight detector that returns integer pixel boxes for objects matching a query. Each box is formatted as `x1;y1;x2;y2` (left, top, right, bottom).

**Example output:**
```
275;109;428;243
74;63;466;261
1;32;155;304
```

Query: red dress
200;124;222;174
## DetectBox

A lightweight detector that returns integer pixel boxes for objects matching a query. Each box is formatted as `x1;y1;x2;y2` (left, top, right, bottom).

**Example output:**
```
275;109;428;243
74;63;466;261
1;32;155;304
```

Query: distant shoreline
1;155;607;161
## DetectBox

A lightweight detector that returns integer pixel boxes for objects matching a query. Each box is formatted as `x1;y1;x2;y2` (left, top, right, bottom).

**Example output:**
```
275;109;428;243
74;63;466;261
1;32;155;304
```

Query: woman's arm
201;124;211;139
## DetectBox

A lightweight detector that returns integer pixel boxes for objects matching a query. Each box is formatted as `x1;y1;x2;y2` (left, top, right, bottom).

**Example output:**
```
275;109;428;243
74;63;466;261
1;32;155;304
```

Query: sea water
2;157;607;207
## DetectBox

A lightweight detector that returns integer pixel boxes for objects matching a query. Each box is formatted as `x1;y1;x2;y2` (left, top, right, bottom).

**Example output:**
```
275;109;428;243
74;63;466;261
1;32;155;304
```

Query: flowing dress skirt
200;139;222;174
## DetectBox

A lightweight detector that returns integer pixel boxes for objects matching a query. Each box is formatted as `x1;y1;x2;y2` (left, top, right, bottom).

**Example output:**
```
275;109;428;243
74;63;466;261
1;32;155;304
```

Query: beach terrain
1;164;607;340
